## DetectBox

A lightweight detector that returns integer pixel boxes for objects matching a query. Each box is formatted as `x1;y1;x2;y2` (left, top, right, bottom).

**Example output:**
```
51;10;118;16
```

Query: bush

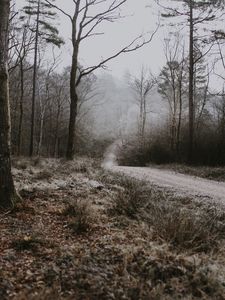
145;200;225;252
110;177;149;219
118;136;176;167
11;236;45;253
118;122;225;167
35;170;53;180
108;174;225;252
63;199;94;234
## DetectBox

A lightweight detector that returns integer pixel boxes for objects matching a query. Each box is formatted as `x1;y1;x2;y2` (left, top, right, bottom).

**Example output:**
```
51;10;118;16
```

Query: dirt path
109;165;225;205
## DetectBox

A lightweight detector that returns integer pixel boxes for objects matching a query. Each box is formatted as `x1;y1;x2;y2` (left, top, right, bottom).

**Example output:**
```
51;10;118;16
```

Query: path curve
110;165;225;205
102;140;225;206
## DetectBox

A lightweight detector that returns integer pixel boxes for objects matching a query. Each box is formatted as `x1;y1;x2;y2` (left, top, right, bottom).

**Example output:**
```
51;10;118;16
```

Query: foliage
22;0;64;47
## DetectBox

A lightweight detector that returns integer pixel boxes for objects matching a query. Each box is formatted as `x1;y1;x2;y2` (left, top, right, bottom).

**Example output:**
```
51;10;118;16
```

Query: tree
0;0;20;209
9;16;35;155
158;38;186;153
22;0;64;156
158;0;218;162
45;0;157;160
129;67;155;139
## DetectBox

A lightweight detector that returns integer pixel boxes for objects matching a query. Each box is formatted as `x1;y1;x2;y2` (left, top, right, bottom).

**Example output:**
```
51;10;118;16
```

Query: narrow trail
103;141;225;206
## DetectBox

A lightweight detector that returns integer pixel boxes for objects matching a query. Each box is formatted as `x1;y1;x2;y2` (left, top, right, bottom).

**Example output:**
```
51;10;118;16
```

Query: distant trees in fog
44;0;157;159
128;67;156;139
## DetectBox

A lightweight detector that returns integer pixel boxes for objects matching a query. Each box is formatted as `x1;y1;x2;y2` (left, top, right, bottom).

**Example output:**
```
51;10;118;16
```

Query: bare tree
37;50;60;156
9;17;35;155
158;0;219;162
158;37;186;153
0;0;20;209
22;0;64;157
45;0;157;159
129;67;155;139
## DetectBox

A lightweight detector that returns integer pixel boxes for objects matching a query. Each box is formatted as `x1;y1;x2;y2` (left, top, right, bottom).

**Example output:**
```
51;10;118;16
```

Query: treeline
120;39;225;166
8;0;153;160
117;0;225;166
9;60;100;157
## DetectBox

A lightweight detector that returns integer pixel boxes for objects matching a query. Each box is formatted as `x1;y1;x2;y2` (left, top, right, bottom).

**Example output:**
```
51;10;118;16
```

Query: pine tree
22;0;63;156
159;0;219;162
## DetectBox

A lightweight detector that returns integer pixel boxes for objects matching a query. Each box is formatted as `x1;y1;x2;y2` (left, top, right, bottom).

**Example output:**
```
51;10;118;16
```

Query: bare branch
76;25;159;86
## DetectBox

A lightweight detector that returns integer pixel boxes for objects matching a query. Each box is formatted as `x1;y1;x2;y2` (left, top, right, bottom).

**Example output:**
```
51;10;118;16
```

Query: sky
52;0;166;78
17;0;225;88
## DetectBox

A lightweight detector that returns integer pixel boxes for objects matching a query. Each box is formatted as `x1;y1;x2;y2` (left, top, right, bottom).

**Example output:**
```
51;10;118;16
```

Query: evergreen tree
158;0;220;162
22;0;63;156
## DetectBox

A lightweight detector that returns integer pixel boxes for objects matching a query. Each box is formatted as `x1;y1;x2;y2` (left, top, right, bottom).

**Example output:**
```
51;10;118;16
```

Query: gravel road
110;165;225;205
102;141;225;205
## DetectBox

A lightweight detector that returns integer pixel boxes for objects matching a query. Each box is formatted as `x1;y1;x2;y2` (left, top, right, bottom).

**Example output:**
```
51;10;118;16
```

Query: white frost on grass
111;166;225;208
102;142;225;207
12;157;97;193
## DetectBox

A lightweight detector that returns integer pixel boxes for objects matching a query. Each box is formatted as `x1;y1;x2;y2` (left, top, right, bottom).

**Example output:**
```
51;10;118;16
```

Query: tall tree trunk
54;104;60;157
176;78;183;155
188;0;194;163
66;52;78;160
0;0;20;209
37;111;44;157
139;97;144;138
18;60;24;156
142;96;147;139
29;0;40;157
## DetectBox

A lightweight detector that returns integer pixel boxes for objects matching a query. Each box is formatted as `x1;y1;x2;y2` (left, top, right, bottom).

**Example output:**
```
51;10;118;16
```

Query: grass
35;170;53;180
145;201;225;252
109;178;149;219
153;163;225;182
11;236;46;253
5;157;225;299
63;199;95;234
106;172;225;253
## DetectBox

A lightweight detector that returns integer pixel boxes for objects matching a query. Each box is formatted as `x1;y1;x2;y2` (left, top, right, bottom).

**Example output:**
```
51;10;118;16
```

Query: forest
1;0;225;299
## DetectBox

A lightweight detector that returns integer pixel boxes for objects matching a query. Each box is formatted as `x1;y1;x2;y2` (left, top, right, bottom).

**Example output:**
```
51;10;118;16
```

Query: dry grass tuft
34;170;53;180
110;178;148;219
63;199;95;234
11;236;45;253
145;201;225;252
106;173;225;253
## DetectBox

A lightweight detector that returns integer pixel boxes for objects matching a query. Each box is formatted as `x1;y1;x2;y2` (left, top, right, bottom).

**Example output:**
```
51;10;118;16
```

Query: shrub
108;174;225;252
63;199;94;234
110;178;148;219
35;170;53;180
145;201;225;252
11;236;45;253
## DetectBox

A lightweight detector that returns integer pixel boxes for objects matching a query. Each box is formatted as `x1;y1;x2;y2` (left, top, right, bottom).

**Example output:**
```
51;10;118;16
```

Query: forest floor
1;157;225;299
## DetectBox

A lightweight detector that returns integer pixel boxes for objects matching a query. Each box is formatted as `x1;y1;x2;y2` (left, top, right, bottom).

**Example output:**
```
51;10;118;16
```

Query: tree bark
66;50;78;160
0;0;20;209
54;103;61;157
29;0;40;157
17;60;24;156
188;0;194;163
176;74;183;155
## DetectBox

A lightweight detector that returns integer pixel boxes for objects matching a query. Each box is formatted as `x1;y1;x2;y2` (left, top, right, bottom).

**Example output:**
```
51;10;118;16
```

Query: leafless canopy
45;0;158;85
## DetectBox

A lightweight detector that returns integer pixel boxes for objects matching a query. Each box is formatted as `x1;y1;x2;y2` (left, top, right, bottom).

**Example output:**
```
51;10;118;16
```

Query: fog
11;0;225;162
82;71;169;140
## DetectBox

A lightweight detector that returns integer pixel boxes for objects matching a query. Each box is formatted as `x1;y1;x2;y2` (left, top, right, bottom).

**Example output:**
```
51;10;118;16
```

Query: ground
112;165;225;207
1;157;225;299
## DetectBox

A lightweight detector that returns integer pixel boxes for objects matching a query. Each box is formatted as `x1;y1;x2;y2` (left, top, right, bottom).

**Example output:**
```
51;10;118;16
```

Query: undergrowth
105;172;225;253
63;199;95;234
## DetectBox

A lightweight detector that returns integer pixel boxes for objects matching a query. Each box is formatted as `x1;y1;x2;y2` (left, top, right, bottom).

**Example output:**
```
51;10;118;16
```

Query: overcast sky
52;0;167;78
17;0;225;88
